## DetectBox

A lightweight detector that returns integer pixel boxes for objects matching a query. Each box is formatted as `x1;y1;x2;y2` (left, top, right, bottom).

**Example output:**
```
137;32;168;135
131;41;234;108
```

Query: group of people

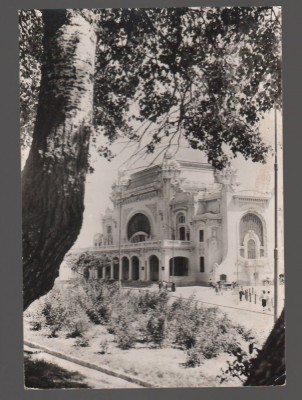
238;286;274;312
259;290;274;312
208;279;274;312
158;280;176;292
209;279;237;295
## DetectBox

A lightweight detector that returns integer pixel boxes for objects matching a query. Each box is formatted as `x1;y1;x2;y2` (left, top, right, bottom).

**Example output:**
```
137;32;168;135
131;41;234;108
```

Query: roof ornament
162;149;181;171
215;161;240;189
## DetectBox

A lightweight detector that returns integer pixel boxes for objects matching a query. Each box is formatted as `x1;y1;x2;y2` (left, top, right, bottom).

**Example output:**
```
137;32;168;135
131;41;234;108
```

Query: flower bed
24;279;260;387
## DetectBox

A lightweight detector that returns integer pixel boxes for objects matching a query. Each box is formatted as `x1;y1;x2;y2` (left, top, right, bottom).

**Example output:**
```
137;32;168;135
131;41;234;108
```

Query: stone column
110;260;114;279
119;258;123;281
162;253;171;282
146;258;150;281
128;257;132;281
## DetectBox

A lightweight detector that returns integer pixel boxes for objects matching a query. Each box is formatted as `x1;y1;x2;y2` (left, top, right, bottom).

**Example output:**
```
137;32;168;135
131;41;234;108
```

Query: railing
92;240;193;252
162;240;192;249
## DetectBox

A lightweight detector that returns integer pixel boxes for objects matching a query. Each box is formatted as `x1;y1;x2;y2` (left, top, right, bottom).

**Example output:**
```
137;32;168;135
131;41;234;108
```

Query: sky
72;109;283;248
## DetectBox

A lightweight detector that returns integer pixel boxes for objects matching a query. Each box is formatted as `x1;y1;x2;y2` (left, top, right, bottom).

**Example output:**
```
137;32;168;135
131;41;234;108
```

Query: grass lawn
24;354;91;389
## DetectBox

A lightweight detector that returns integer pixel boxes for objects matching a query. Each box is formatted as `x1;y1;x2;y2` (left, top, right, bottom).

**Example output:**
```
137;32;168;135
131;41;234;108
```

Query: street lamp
162;222;175;283
274;105;279;323
118;193;122;286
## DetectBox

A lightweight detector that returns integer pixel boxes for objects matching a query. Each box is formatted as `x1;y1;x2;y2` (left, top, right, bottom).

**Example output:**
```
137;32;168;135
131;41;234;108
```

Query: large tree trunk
22;10;97;310
245;308;286;386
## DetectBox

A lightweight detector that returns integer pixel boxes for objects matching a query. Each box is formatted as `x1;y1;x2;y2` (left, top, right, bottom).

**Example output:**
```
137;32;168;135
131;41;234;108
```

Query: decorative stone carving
123;207;133;221
215;162;240;189
160;151;182;187
233;192;270;212
145;203;157;222
122;190;158;204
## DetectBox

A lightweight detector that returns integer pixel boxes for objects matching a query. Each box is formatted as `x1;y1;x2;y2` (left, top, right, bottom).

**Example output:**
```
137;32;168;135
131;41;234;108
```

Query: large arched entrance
131;256;140;281
149;255;159;281
122;257;129;280
127;213;151;242
113;257;119;280
169;257;189;277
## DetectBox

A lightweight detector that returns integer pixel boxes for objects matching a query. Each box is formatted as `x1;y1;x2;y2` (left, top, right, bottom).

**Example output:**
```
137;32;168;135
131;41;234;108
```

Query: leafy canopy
19;7;281;169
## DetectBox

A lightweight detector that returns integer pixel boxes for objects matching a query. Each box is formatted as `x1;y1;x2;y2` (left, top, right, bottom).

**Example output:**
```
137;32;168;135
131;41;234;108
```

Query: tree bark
245;308;286;386
22;10;97;310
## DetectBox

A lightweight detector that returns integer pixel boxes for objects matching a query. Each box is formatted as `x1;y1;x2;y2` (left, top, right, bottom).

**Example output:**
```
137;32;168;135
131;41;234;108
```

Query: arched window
239;213;265;259
178;215;186;223
240;213;263;245
176;212;187;241
247;239;256;259
179;226;186;241
127;213;151;241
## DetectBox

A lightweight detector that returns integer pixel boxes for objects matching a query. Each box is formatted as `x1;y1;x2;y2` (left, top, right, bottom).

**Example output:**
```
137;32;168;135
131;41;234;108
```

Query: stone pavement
173;284;285;315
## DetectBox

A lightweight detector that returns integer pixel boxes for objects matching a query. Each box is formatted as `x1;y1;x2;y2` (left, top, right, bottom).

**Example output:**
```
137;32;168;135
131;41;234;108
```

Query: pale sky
73;109;283;248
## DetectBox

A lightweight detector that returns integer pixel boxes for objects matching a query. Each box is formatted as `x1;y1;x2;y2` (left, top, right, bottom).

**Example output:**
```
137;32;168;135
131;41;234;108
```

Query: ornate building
89;152;275;285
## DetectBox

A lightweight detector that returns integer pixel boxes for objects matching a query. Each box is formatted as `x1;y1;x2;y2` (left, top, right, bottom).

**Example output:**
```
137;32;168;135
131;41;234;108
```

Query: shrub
41;289;67;337
111;312;136;350
65;314;90;338
146;311;166;347
74;336;90;347
186;346;202;367
169;296;202;349
83;280;120;325
28;299;46;331
135;290;169;314
115;324;135;349
99;339;109;354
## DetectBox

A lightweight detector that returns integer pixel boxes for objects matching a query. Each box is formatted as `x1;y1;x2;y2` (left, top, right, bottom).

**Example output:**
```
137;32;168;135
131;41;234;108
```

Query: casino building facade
86;152;275;286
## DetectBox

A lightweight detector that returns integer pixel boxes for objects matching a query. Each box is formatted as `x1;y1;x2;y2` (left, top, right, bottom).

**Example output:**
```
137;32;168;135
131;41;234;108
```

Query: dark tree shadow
24;355;92;389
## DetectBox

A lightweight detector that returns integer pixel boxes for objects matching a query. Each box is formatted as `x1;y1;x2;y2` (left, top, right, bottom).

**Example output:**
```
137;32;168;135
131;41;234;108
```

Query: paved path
170;285;285;340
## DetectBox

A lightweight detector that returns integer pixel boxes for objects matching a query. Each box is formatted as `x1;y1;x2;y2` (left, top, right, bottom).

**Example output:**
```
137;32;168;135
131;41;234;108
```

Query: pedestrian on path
260;290;267;311
245;289;248;301
239;287;244;301
267;291;273;311
215;283;219;295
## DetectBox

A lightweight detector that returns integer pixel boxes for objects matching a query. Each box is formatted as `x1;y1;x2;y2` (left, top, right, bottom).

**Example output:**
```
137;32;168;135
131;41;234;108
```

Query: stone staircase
122;280;158;289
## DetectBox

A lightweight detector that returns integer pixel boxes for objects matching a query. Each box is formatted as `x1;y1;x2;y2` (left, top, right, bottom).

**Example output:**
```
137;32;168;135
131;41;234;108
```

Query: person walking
267;291;274;311
260;290;267;311
245;289;248;301
239;287;244;301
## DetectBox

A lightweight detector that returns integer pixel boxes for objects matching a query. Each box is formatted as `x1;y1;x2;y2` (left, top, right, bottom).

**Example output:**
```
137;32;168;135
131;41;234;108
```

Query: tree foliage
65;251;111;277
20;7;281;169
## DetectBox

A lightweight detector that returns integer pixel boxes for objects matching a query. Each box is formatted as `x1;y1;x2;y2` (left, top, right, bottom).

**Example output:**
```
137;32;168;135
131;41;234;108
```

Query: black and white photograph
20;6;285;389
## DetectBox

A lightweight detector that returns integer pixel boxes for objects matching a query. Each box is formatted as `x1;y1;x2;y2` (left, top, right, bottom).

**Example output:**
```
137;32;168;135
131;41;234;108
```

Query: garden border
24;340;154;388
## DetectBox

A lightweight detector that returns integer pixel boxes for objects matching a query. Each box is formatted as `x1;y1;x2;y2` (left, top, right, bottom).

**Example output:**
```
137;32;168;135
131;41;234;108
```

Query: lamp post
162;222;175;283
118;192;122;286
274;105;279;323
